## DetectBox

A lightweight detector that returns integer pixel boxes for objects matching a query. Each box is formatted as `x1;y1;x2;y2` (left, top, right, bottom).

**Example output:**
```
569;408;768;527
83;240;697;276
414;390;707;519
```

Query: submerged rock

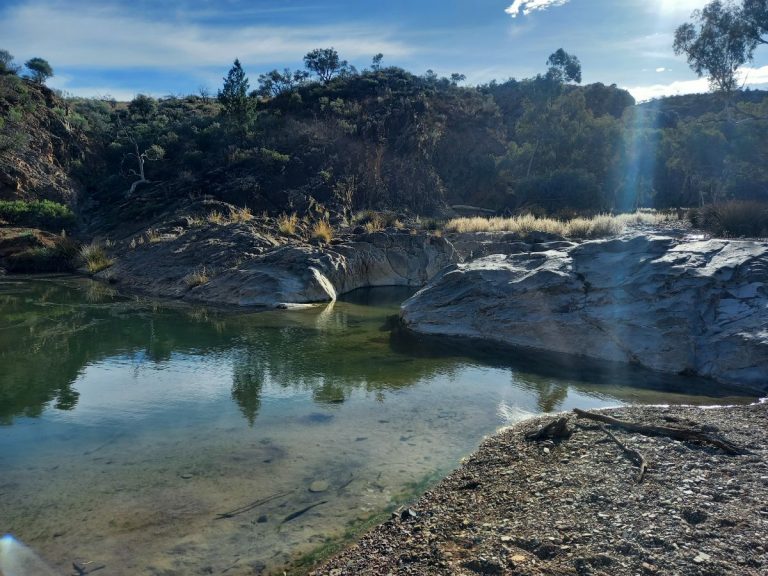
401;234;768;391
309;480;330;493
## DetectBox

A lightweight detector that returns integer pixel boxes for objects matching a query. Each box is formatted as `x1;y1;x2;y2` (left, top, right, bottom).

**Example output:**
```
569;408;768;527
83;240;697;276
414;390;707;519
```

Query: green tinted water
0;277;756;575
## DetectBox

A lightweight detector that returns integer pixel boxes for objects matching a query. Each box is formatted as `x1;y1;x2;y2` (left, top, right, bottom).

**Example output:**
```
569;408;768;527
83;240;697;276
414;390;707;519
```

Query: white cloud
0;1;414;71
505;0;570;18
655;67;666;72
740;65;768;85
625;77;709;102
625;65;768;101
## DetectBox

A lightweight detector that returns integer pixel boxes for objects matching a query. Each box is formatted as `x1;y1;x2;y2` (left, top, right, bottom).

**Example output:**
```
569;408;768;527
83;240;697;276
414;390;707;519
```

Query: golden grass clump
311;219;334;243
207;210;226;225
364;213;384;233
230;206;253;223
444;214;566;235
184;267;209;287
444;211;674;239
80;241;113;273
278;212;299;235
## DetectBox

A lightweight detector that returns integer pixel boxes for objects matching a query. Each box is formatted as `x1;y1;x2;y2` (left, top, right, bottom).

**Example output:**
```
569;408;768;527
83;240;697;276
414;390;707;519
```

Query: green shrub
0;200;75;230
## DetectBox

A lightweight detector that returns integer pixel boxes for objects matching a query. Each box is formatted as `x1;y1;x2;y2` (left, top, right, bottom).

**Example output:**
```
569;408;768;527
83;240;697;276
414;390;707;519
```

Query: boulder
104;227;457;307
400;234;768;391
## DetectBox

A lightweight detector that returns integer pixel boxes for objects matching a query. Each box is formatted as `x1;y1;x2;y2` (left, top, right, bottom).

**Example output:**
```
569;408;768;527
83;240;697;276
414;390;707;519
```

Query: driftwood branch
525;417;572;441
281;500;328;524
215;490;293;520
600;425;648;483
573;409;746;455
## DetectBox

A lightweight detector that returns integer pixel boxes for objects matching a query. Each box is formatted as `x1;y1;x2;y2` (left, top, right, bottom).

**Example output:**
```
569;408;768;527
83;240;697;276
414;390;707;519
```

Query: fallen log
600;425;648;483
573;408;746;455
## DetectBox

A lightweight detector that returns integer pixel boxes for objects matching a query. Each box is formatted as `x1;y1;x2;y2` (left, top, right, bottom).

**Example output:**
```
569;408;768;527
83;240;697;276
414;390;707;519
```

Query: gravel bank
311;401;767;575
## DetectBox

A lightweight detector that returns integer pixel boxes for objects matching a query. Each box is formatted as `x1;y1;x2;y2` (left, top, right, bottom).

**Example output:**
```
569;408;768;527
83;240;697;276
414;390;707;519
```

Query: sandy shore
310;401;767;575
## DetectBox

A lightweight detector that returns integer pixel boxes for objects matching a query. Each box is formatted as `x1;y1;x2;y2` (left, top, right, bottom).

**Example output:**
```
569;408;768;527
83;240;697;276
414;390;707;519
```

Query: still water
0;277;757;575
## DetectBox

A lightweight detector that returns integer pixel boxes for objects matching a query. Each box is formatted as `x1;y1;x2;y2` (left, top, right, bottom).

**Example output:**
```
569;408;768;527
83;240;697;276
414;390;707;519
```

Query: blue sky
1;0;767;102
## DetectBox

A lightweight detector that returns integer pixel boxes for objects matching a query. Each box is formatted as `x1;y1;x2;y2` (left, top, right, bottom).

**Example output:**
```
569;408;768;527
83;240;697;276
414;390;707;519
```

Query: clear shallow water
0;277;757;575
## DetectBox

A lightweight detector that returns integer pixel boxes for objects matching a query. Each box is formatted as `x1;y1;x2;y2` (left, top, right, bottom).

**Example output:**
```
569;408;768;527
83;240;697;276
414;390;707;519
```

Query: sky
1;0;767;102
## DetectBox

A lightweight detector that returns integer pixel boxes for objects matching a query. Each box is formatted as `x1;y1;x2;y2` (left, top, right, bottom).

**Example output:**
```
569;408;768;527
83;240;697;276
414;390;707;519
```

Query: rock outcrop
401;234;768;391
102;226;457;307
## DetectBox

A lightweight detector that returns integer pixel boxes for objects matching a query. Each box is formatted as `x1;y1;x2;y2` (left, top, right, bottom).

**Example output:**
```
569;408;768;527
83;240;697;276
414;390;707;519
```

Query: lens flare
0;534;58;576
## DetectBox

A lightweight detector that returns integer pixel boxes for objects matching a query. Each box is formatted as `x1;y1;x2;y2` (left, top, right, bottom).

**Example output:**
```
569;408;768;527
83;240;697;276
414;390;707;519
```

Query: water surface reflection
0;278;756;575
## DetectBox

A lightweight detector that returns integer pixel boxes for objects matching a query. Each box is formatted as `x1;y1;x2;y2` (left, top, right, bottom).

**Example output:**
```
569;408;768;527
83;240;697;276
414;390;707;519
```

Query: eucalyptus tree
257;68;309;98
673;1;755;95
304;48;350;83
0;49;19;74
546;48;582;84
24;57;53;84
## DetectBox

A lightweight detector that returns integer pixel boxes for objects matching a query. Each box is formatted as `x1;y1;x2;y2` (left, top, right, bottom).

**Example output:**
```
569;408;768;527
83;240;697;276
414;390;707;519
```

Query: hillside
1;66;767;247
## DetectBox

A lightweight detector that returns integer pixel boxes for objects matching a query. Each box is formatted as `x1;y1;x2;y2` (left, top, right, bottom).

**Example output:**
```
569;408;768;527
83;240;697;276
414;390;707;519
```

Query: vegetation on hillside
0;0;766;240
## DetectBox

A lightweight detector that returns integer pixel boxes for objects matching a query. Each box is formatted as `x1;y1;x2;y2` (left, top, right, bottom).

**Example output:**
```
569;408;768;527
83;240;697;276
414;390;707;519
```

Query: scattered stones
693;552;711;563
311;402;768;575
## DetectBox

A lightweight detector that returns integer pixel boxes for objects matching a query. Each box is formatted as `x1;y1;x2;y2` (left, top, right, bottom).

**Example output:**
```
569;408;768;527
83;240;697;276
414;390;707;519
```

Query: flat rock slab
401;234;768;391
102;228;457;307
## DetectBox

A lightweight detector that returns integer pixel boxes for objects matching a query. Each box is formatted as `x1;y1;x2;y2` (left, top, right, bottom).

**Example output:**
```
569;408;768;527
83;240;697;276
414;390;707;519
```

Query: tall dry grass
444;211;674;239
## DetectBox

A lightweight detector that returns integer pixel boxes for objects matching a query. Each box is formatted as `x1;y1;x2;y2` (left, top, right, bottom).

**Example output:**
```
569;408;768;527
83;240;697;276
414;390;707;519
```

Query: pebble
693;552;711;563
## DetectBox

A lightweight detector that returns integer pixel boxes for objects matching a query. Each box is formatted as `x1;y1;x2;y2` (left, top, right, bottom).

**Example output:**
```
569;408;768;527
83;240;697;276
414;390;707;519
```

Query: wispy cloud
0;1;414;71
505;0;570;18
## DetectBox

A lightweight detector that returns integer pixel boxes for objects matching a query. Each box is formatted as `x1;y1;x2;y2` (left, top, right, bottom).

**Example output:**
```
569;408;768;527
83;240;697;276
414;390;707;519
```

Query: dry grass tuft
80;241;113;273
207;210;226;225
278;212;299;235
145;228;163;243
230;206;253;223
364;213;385;233
311;219;334;243
184;267;209;287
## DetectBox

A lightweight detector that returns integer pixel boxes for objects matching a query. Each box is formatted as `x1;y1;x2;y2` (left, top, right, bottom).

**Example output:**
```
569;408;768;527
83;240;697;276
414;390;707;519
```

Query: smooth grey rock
401;234;768;391
104;227;457;307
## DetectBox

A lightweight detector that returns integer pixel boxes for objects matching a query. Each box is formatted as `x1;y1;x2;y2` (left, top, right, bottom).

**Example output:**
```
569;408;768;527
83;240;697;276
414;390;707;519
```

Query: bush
0;200;75;230
4;238;78;272
691;201;768;238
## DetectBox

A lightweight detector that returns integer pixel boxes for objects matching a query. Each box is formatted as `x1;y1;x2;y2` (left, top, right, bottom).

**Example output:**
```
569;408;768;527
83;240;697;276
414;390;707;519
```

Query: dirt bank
311;401;767;575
